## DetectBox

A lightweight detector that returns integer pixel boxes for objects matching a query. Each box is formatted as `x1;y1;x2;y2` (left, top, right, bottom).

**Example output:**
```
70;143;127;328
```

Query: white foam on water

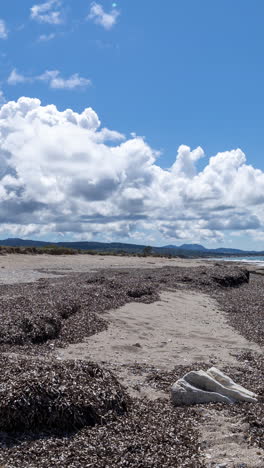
208;256;264;267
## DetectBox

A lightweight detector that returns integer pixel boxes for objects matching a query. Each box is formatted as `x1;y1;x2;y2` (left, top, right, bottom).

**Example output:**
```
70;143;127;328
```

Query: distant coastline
0;238;264;259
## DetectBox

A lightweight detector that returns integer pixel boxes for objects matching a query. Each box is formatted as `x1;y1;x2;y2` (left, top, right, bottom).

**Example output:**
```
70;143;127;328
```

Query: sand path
57;289;260;369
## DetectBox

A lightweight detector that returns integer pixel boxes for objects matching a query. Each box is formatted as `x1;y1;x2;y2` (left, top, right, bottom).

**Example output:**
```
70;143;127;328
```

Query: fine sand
57;289;261;370
200;409;264;467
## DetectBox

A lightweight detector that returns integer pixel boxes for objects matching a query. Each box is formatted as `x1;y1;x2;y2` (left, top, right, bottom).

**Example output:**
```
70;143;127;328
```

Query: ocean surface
211;256;264;267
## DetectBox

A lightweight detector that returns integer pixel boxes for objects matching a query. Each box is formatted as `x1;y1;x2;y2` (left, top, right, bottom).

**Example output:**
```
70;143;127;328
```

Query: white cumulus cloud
30;0;63;25
88;2;120;30
0;97;263;243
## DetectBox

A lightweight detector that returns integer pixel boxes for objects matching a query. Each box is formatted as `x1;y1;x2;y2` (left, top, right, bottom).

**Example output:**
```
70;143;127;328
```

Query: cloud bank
0;97;263;244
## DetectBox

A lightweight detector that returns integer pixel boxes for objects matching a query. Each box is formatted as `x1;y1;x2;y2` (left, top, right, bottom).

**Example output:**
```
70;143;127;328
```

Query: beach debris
0;355;129;432
171;367;257;406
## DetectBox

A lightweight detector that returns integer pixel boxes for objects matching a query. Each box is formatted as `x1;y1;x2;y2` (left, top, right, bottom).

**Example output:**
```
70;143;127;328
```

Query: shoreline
0;252;263;285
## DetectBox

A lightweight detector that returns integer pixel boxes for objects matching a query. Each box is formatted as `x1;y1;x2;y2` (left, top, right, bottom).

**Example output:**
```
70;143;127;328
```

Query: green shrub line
0;244;184;258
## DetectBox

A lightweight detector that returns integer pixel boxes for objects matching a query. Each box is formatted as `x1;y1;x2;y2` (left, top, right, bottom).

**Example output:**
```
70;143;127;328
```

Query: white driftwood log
171;367;257;406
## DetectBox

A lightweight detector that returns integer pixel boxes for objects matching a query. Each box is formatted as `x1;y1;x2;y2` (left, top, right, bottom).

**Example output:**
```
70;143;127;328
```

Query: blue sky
0;0;264;249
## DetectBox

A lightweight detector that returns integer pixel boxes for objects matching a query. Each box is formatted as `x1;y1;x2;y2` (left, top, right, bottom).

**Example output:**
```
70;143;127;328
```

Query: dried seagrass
0;356;129;432
0;263;262;467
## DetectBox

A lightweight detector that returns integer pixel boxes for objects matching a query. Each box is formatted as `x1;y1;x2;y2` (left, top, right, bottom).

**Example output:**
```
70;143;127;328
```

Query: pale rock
171;367;257;406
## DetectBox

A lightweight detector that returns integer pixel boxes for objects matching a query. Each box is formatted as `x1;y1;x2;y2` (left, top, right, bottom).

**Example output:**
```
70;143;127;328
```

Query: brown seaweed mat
0;264;262;467
0;355;202;468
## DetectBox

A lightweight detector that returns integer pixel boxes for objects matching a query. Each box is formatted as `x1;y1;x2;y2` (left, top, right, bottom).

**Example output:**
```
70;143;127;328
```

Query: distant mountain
163;245;178;249
0;238;263;257
163;243;211;251
0;238;51;247
179;244;207;251
164;243;260;254
0;238;150;253
213;248;245;254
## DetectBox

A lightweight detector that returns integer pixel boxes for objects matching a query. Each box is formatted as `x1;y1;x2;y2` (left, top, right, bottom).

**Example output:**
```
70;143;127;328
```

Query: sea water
211;256;264;267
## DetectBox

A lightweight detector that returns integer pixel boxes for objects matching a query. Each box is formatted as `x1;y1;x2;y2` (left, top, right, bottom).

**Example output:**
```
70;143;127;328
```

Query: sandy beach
0;253;208;284
0;254;263;467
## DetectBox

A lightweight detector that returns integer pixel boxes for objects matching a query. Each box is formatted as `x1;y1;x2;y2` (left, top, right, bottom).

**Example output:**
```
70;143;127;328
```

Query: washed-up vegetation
230;351;264;450
0;263;262;466
0;356;202;468
211;272;264;346
0;356;128;433
0;293;106;348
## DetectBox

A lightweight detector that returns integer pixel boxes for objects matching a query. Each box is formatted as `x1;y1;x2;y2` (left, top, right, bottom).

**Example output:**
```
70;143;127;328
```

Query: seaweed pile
0;293;106;348
228;351;264;450
211;273;264;346
0;262;261;466
0;356;203;468
0;394;202;468
0;264;249;354
0;356;128;432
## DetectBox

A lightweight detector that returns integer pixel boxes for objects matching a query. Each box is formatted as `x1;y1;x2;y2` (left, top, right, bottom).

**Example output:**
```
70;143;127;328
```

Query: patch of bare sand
57;289;260;370
201;409;264;467
56;289;263;467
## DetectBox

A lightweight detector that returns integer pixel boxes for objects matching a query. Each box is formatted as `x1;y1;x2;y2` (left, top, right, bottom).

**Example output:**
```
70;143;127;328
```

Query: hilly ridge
0;238;263;257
